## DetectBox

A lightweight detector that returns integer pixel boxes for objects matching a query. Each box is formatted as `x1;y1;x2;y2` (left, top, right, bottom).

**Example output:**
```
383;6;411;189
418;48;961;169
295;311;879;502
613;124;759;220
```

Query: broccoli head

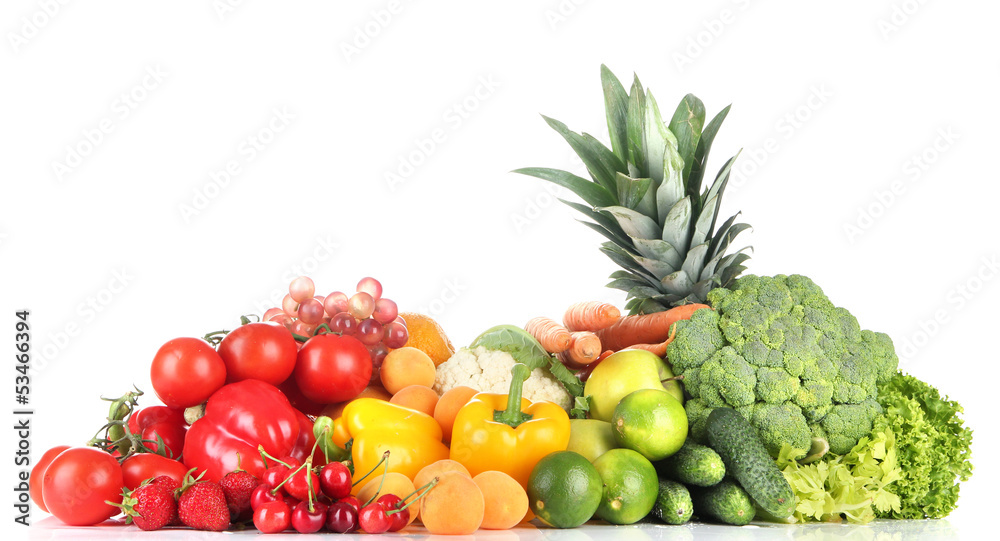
667;274;898;457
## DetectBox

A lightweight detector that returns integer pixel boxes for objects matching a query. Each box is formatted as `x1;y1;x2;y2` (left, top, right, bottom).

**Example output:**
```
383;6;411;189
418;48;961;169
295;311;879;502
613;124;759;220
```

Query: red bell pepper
127;405;187;459
183;379;309;482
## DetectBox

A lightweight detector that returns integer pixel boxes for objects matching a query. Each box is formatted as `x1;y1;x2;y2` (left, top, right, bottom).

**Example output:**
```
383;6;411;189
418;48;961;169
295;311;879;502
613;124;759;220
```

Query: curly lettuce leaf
874;372;973;519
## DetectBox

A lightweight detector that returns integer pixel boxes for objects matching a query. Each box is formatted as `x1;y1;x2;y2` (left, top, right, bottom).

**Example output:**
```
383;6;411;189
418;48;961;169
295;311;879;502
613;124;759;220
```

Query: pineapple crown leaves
514;65;752;314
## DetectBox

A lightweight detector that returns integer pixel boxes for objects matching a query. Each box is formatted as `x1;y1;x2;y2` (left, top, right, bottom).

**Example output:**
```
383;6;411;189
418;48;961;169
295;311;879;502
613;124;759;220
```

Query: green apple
583;349;684;422
566;419;618;462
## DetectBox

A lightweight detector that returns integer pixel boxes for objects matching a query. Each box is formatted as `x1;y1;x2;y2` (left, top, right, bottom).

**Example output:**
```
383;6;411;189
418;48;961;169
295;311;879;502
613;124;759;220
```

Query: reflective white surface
25;517;968;541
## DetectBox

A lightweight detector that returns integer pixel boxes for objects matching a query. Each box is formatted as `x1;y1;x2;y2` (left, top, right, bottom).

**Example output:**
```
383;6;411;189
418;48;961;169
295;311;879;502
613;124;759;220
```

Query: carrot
595;303;710;353
558;331;602;366
524;317;572;354
563;301;621;332
621;324;679;358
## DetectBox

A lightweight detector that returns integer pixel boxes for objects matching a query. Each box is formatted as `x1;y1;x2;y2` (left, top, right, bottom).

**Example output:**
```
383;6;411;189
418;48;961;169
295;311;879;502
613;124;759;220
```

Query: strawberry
178;480;231;531
113;483;176;531
221;469;260;521
148;475;181;525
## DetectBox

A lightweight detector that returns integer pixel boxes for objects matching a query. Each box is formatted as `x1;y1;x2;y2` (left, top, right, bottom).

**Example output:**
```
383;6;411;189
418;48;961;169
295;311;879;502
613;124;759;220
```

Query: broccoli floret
684;398;714;443
750;402;812;456
820;400;883;455
699;347;756;407
667;274;900;458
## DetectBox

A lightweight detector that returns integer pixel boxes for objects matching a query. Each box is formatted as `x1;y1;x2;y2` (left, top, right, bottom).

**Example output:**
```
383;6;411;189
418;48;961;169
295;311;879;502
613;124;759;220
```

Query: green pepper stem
494;363;533;428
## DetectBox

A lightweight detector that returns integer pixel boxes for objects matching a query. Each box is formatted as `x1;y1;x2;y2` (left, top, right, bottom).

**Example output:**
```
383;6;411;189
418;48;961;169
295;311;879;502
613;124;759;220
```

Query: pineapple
515;66;751;315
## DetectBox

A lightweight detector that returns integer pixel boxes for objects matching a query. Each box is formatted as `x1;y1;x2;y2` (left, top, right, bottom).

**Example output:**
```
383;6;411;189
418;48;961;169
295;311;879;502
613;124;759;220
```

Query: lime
612;388;688;461
567;419;618;463
527;451;602;528
591;448;658;525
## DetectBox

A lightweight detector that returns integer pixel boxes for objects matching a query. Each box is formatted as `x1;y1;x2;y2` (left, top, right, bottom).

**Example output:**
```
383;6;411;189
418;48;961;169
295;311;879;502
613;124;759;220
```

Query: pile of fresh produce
30;66;972;533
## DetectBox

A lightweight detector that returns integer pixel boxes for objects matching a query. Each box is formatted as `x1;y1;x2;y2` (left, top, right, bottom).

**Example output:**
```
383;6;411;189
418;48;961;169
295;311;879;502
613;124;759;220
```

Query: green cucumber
691;479;755;526
654;440;725;487
650;479;692;525
706;407;795;519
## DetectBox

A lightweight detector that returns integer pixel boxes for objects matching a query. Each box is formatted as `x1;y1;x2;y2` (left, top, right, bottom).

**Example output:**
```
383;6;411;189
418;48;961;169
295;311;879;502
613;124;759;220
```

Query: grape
271;314;292;329
282;294;300;318
298;298;325;325
383;321;408;349
262;307;284;321
372;298;398;325
290;319;317;337
367;343;389;384
330;312;358;336
324;292;349;316
356;277;382;301
356;319;383;347
289;276;316;303
348;292;375;320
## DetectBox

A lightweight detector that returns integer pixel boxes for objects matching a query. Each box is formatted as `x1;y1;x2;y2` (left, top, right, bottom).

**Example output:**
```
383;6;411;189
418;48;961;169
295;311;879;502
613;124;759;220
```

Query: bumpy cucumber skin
692;479;756;526
654;441;726;487
706;408;795;519
651;479;693;525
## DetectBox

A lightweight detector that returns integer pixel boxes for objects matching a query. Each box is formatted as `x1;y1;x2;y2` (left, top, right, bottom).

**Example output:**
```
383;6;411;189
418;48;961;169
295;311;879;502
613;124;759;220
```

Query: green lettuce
775;427;901;524
874;372;973;519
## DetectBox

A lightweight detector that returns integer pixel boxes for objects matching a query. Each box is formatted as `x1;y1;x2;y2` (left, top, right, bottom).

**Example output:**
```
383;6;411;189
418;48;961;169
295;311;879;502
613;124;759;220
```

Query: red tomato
42;447;124;525
128;406;187;459
218;322;298;385
277;376;326;417
293;334;371;404
29;445;70;513
150;337;227;408
121;453;189;490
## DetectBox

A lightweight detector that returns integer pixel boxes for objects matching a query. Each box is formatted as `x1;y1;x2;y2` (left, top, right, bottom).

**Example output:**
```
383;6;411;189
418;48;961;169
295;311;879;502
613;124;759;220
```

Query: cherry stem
362;452;392;508
352;450;390;488
305;457;316;513
270;459;309;495
387;477;439;516
257;445;291;469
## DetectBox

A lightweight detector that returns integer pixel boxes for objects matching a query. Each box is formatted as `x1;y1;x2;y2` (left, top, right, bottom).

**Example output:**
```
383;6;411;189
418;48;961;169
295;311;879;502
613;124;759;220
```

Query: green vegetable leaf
548;356;584;398
569;395;591;419
470;325;551;370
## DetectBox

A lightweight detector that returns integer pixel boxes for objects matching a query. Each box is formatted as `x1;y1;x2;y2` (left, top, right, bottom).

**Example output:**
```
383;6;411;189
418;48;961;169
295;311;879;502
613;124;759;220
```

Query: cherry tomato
29;445;69;513
218;322;298;386
150;337;227;408
293;334;371;404
42;447;124;525
121;453;189;490
127;406;187;459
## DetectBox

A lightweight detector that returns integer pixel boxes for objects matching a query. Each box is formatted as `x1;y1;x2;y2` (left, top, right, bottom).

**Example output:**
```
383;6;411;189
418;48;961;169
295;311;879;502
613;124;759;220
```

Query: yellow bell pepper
341;398;449;492
450;363;570;489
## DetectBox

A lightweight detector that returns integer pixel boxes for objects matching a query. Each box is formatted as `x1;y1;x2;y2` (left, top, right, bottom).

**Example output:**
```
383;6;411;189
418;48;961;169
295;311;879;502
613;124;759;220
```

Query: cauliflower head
667;274;898;456
433;346;573;411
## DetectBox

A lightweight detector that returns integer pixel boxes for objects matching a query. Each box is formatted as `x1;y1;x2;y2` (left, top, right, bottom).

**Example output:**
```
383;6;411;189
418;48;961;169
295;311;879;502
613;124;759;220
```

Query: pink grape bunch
261;276;408;380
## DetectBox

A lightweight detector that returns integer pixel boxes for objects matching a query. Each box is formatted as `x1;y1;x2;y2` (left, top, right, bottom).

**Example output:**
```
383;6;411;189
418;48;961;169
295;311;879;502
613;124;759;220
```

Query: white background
2;1;997;539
